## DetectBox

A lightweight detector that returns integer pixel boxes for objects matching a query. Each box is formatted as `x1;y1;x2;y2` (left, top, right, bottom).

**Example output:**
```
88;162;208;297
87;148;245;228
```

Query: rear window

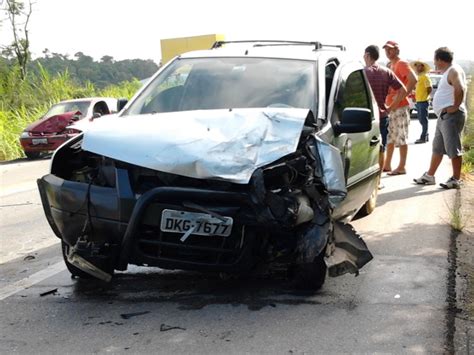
123;57;316;115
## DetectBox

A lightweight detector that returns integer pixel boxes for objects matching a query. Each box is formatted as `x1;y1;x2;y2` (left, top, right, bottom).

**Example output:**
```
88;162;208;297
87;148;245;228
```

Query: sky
1;0;473;65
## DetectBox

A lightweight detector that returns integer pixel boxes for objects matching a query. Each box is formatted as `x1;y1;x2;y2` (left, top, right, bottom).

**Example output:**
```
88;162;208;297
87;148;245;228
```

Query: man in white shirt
414;47;467;189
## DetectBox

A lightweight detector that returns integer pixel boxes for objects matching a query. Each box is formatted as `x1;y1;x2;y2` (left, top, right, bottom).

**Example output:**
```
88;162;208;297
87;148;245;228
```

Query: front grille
135;224;246;266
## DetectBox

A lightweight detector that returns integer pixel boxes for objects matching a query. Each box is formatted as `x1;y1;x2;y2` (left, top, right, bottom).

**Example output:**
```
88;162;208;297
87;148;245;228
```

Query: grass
448;70;474;230
447;197;465;232
461;71;474;176
0;104;48;160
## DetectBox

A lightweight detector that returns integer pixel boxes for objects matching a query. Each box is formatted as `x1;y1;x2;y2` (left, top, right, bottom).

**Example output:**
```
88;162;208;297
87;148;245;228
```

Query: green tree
1;0;33;79
100;55;114;63
22;51;158;88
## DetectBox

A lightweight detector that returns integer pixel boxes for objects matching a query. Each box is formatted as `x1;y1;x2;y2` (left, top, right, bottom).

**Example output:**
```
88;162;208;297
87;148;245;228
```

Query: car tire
291;250;327;291
61;241;114;279
357;176;379;217
25;151;41;160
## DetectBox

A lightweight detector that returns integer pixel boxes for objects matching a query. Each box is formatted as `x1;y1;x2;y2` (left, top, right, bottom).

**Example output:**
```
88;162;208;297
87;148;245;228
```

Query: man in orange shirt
383;41;418;175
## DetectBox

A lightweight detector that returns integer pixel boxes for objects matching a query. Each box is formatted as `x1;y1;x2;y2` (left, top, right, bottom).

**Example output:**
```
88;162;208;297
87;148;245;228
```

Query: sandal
387;170;406;176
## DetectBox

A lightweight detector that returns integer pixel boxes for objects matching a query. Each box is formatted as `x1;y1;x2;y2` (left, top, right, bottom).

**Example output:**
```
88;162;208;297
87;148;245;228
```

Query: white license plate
32;138;48;145
160;209;233;237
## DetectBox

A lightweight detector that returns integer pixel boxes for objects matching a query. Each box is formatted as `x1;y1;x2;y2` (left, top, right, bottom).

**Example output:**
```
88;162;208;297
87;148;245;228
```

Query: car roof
178;40;349;63
58;97;117;104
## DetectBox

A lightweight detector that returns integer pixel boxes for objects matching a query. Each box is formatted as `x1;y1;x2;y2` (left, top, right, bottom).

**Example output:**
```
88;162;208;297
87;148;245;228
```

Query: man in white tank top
414;47;467;189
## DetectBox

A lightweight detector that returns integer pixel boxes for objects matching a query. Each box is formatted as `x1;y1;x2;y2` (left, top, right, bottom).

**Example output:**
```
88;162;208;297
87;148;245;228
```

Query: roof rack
211;40;346;51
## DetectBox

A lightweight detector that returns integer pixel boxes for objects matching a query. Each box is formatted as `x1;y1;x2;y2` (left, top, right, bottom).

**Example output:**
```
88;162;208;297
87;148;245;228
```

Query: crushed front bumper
38;169;292;272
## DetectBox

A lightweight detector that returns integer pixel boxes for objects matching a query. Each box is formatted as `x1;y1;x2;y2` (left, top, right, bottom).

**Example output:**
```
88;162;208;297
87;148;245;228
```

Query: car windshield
123;57;316;115
44;101;91;119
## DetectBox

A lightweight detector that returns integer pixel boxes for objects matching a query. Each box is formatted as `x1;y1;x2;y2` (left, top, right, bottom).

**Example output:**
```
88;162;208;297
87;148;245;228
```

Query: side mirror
334;108;372;135
117;98;128;112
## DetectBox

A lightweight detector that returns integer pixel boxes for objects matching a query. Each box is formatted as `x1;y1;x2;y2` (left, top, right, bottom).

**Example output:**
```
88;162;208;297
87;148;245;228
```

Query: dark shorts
379;116;389;152
433;110;466;158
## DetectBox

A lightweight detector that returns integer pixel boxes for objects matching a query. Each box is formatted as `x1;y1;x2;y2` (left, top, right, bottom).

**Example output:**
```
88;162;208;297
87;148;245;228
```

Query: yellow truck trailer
160;34;225;65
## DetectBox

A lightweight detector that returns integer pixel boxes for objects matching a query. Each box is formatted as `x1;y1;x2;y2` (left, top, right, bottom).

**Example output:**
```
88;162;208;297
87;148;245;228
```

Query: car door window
339;70;370;110
332;69;378;185
332;69;372;125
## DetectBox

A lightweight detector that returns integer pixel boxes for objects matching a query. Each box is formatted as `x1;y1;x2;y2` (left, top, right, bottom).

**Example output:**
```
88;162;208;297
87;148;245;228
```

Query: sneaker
414;172;436;185
440;177;462;189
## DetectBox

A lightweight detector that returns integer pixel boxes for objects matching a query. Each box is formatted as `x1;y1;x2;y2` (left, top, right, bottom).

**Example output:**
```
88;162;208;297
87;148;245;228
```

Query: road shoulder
454;176;474;353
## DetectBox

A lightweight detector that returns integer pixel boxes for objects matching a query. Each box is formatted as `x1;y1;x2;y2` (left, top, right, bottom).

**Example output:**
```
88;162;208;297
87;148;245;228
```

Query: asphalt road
0;121;460;354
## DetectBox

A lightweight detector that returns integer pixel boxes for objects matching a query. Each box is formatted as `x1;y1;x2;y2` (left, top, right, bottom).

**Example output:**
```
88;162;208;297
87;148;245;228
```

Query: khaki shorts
433;110;466;158
387;107;410;147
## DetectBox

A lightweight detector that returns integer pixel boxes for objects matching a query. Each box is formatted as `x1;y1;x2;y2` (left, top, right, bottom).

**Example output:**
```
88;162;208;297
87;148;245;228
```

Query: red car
20;97;121;159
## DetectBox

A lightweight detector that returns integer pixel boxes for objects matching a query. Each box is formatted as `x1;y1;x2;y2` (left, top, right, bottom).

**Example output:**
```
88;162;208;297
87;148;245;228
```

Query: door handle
370;136;380;146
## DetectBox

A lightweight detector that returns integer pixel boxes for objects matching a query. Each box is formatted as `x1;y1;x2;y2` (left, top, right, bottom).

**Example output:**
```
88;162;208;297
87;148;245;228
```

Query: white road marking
0;261;66;301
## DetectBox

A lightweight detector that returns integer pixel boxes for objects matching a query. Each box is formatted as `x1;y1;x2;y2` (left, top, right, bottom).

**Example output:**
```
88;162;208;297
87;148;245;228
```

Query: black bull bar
117;186;257;270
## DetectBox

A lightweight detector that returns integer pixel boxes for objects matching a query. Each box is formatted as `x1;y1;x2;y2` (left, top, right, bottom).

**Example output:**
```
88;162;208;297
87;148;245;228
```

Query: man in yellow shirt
411;60;432;143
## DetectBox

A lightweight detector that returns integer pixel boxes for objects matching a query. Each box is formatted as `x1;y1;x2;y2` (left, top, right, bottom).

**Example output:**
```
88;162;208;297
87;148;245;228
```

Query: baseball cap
383;41;399;49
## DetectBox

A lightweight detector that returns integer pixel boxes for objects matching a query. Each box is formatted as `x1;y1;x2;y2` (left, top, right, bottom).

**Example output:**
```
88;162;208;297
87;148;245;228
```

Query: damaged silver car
38;41;380;289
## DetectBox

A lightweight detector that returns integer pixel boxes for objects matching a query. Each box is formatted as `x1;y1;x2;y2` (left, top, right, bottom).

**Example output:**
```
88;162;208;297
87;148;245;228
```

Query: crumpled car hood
79;108;308;184
26;111;80;134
